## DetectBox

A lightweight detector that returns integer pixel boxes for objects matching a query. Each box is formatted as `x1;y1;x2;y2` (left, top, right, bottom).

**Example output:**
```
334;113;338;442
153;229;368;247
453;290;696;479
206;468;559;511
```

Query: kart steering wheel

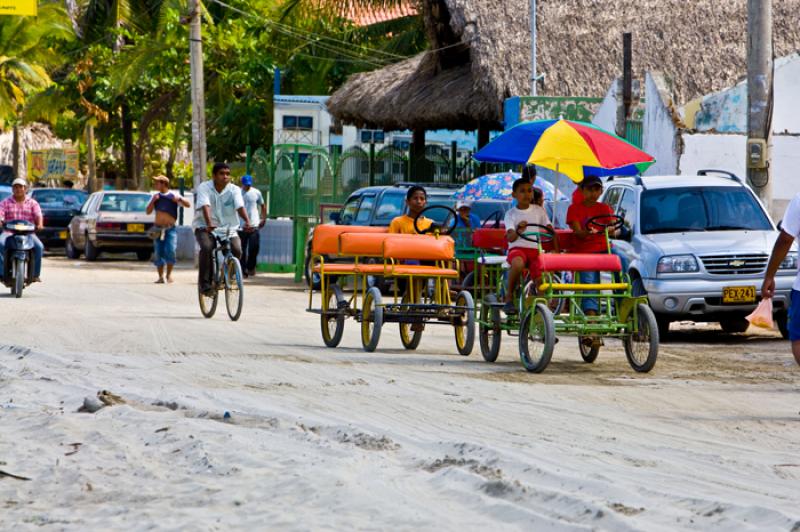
516;223;555;243
481;210;503;229
414;205;458;235
587;214;624;232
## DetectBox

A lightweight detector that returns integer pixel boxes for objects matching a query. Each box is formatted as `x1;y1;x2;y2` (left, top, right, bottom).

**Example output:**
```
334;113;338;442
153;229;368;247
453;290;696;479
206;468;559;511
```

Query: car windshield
32;189;88;208
373;192;405;224
99;193;151;213
0;190;10;201
471;200;511;223
640;186;772;234
425;193;456;223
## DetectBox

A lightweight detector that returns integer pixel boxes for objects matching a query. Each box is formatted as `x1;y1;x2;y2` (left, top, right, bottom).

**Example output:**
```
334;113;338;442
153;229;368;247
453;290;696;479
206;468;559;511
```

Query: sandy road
1;256;799;530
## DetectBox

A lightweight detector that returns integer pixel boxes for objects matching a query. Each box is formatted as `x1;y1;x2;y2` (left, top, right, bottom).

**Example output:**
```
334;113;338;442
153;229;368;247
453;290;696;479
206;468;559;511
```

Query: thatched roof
537;0;800;103
327;0;531;131
328;0;800;131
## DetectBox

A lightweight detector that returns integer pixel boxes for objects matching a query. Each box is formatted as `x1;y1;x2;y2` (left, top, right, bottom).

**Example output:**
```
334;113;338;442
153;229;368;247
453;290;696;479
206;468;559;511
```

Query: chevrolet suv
602;170;794;337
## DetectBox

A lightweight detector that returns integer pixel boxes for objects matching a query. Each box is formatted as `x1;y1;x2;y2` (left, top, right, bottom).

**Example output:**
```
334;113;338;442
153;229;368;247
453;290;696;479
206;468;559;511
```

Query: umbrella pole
553;163;561;227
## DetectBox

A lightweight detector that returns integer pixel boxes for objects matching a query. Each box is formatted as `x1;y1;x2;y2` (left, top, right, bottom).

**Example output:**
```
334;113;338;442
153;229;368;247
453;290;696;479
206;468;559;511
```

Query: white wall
643;73;679;176
680;134;746;177
592;81;618;132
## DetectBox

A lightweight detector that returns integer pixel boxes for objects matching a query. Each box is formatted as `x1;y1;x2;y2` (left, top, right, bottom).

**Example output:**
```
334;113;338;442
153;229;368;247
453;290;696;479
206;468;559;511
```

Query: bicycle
198;227;244;321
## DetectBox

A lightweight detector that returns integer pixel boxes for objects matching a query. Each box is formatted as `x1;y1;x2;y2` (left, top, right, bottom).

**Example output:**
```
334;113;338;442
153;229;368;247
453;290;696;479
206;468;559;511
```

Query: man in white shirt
238;174;266;278
194;163;252;295
762;193;800;366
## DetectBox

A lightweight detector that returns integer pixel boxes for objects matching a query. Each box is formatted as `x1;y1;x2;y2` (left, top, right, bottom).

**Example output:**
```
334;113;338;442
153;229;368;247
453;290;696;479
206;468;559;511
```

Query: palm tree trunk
86;123;97;191
122;102;135;189
11;123;20;180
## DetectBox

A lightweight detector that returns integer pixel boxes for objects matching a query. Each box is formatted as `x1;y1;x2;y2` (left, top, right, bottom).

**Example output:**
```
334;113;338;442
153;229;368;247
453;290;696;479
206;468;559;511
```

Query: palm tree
0;2;73;179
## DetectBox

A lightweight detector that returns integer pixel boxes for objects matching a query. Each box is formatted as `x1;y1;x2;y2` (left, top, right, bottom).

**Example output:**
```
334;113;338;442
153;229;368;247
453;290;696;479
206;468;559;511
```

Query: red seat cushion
538;253;621;272
472;228;507;251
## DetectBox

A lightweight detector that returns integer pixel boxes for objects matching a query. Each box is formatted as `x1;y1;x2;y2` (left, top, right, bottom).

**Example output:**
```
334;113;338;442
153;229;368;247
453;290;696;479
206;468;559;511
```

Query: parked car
304;183;511;289
602;169;795;337
0;186;10;201
30;188;88;249
66;190;155;261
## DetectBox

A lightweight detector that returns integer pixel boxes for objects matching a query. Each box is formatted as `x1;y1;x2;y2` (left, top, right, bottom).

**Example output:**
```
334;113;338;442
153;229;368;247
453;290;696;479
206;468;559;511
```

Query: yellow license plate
722;286;756;304
127;224;145;233
58;231;67;239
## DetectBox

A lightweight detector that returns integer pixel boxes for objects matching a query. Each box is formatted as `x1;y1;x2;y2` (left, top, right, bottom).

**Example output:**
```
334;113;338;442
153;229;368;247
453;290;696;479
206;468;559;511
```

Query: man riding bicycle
194;163;253;296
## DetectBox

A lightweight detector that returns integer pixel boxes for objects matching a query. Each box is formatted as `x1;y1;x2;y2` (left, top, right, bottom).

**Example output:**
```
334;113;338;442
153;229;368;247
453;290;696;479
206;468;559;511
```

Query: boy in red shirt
566;175;615;318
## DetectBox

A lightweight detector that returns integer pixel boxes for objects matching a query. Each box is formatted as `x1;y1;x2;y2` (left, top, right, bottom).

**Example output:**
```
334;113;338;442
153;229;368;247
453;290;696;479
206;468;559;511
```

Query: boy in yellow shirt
389;186;433;234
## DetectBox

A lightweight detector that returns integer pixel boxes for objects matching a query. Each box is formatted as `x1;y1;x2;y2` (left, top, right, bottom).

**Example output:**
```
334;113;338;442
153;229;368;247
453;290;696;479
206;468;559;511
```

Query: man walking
0;179;44;282
238;174;266;278
146;175;189;284
762;193;800;366
193;163;252;296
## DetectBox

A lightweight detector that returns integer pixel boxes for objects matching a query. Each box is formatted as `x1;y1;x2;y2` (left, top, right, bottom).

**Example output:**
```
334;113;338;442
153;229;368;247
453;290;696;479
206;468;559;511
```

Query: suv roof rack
392;181;463;189
697;169;742;183
605;174;645;189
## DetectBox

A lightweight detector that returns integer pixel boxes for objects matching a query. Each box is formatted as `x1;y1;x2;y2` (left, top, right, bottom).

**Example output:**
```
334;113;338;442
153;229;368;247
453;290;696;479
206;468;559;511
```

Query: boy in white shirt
503;177;558;314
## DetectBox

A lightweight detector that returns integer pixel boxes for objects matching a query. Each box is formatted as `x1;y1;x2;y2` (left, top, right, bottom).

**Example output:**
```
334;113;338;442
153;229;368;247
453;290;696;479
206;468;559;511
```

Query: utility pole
189;0;207;188
746;0;773;210
616;32;632;138
530;0;537;95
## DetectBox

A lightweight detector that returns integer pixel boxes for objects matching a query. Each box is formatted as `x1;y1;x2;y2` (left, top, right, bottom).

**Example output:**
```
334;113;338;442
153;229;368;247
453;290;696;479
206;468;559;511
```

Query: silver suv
601;170;795;337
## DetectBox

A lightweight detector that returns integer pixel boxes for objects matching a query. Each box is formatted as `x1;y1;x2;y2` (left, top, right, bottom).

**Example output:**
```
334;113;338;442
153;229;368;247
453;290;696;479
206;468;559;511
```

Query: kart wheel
361;287;383;352
518;303;555;373
454;290;475;356
304;244;321;291
321;284;346;348
624;303;659;372
578;337;600;363
399;290;422;350
479;294;502;362
224;257;244;321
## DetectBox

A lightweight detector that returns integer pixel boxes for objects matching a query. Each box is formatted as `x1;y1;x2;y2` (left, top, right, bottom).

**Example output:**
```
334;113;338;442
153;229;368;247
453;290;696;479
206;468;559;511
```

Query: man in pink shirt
0;178;44;281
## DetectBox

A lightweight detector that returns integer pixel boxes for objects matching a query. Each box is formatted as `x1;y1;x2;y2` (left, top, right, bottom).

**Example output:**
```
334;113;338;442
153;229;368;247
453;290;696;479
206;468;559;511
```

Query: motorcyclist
0;178;44;282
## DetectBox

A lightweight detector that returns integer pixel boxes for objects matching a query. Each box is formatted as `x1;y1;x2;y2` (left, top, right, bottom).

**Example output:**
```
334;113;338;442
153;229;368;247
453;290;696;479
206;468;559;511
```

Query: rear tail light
96;222;121;230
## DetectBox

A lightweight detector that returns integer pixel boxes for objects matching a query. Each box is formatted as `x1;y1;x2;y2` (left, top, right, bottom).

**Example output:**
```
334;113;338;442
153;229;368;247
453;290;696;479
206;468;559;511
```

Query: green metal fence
253;142;516;281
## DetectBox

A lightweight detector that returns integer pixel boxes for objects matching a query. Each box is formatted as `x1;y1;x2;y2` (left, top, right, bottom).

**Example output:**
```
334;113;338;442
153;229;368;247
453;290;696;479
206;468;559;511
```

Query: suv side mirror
329;212;340;224
618;225;633;242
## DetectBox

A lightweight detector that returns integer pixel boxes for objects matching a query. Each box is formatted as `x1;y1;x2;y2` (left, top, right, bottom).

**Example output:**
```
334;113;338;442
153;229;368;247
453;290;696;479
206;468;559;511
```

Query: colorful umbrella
474;119;655;183
452;172;566;202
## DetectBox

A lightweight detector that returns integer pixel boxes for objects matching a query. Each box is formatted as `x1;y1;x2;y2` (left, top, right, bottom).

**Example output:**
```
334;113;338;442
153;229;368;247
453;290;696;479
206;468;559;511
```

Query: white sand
1;257;799;530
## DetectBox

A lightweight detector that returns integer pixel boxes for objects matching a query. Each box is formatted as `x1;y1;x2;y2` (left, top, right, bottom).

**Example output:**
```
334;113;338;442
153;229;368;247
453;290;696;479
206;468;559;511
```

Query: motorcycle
2;220;36;298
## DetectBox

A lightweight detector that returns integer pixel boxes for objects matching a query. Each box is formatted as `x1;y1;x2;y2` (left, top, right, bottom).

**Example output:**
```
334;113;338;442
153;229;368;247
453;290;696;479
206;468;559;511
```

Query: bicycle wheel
321;284;346;348
624;303;659;372
479;294;502;362
454;290;475;356
224;256;244;321
399;289;423;350
198;255;218;318
518;303;556;373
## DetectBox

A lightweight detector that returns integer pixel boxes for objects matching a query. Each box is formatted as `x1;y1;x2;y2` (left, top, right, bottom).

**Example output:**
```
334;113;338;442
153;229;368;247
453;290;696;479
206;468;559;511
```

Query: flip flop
154;279;165;284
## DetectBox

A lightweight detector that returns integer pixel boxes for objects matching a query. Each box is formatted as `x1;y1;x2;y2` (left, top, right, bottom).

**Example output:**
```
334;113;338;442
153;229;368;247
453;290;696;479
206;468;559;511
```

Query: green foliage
18;0;425;183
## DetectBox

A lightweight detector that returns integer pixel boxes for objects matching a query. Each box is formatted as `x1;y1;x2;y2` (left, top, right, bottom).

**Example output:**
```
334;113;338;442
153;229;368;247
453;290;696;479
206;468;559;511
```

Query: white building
592;53;800;218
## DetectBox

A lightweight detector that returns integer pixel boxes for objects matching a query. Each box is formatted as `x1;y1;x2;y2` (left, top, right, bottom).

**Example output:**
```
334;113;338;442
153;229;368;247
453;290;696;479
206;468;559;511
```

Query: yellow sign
0;0;37;16
28;149;79;184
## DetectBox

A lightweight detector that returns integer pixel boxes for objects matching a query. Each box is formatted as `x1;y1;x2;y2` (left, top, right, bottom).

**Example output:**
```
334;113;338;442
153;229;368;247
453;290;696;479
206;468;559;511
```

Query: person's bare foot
166;277;174;284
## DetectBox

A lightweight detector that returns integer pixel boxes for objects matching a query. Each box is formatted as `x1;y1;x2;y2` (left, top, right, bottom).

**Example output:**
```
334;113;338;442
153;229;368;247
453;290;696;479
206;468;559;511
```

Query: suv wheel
776;311;789;339
719;316;750;334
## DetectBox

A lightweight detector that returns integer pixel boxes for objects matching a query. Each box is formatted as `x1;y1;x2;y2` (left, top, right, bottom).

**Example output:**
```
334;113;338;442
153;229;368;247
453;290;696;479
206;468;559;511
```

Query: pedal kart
516;214;659;373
